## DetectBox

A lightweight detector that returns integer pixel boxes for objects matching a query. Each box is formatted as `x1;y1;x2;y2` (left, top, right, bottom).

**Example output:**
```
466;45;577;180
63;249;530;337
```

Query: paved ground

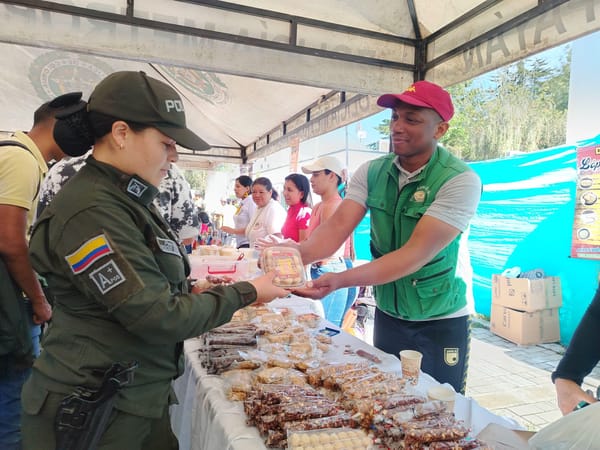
359;307;600;432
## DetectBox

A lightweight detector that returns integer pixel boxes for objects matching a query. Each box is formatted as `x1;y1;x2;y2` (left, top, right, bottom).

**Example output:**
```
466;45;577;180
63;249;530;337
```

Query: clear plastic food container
260;246;306;288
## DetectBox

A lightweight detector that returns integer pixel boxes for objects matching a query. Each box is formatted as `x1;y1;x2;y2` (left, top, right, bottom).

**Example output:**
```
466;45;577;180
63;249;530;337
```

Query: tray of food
260;246;306;288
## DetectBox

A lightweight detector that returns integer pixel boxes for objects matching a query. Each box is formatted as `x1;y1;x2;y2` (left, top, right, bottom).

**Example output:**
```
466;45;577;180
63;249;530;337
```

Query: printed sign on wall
571;144;600;259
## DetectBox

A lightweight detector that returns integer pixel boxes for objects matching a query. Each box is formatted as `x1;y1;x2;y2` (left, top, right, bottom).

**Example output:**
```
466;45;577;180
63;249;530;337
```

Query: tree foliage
184;169;207;195
375;47;571;161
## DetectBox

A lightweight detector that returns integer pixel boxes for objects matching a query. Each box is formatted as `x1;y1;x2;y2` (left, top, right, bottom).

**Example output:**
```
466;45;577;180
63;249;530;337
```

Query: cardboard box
490;303;560;345
492;274;562;312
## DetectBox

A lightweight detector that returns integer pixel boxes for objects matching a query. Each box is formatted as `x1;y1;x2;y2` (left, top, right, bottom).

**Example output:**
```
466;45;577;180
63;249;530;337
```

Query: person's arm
298;228;309;242
0;204;51;323
297;214;460;298
299;199;365;264
40;204;285;344
221;225;246;235
297;170;481;298
552;284;600;414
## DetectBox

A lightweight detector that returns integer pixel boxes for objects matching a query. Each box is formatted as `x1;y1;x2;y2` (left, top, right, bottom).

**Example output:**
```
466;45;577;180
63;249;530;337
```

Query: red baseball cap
377;80;454;122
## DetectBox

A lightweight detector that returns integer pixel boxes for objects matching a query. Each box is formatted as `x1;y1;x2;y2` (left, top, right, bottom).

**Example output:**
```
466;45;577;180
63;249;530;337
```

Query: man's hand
249;272;289;304
31;297;52;324
292;273;340;299
555;378;597;415
254;234;293;250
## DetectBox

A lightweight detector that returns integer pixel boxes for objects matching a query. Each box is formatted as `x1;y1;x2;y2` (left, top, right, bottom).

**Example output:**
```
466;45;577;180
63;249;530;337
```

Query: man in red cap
296;80;481;393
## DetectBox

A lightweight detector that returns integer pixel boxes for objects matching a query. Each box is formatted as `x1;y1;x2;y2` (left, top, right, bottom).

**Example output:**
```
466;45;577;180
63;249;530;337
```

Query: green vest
367;146;470;320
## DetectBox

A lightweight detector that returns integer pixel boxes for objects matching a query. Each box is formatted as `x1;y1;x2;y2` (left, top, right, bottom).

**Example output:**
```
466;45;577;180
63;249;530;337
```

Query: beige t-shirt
0;131;48;231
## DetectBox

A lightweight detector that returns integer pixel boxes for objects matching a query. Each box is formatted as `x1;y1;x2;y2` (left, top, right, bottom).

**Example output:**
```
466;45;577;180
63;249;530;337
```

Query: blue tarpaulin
470;137;600;344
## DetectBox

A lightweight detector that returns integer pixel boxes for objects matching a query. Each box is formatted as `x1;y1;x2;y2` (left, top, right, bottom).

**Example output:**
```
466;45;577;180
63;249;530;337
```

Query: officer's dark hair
88;111;150;139
236;175;253;189
252;177;279;201
54;108;150;157
284;173;312;206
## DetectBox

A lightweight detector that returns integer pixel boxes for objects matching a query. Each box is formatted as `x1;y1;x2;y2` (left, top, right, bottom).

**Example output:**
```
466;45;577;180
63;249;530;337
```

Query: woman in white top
246;177;286;248
221;175;256;248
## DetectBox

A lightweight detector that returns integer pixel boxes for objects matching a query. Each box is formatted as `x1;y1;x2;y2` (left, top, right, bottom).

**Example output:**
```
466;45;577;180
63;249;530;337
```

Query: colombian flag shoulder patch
65;234;113;274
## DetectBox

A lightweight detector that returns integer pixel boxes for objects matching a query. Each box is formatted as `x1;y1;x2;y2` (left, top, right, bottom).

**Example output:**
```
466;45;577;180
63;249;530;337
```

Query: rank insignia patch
89;260;126;294
126;178;148;198
66;234;113;274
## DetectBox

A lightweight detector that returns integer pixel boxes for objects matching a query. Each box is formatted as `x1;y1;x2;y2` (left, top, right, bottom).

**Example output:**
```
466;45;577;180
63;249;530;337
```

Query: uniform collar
85;156;159;206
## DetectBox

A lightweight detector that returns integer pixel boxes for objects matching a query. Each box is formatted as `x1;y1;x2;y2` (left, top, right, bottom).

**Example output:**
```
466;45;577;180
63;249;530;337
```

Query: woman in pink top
281;173;312;242
301;156;350;326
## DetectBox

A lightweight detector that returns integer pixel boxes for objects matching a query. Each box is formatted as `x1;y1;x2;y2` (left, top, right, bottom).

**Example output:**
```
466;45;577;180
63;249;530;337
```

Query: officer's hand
32;297;52;324
292;273;338;299
249;272;288;304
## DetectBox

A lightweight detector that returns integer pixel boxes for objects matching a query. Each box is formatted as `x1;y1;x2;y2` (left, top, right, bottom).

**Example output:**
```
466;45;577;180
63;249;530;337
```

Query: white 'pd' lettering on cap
165;99;184;112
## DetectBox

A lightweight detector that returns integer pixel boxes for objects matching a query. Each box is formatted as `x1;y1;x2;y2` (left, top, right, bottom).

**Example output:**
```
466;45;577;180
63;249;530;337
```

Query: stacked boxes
489;274;562;345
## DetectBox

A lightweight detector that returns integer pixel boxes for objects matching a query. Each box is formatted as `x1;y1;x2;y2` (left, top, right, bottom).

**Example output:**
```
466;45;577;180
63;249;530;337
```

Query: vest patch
89;260;126;294
126;178;148;198
413;189;427;203
444;347;459;366
66;234;113;274
156;237;181;257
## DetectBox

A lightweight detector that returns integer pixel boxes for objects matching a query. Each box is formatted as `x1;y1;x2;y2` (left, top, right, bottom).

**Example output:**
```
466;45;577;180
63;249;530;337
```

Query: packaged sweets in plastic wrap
260;246;306;288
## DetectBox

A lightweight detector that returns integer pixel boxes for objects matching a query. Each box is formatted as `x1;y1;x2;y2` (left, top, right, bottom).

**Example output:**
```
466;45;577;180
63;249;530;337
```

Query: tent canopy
1;0;598;168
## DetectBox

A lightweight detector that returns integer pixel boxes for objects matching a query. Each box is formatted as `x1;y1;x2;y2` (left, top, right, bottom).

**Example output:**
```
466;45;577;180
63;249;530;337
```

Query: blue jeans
311;258;348;327
343;258;358;313
0;303;40;450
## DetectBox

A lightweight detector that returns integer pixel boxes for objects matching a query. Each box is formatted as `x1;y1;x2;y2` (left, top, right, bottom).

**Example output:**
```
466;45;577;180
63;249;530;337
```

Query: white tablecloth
170;296;518;450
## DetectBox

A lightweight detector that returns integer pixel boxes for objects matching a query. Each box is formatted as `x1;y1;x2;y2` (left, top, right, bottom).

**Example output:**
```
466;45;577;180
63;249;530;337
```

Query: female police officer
20;71;288;450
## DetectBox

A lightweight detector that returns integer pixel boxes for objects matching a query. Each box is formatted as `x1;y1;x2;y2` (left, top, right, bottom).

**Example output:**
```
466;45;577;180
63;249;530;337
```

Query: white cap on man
301;156;344;178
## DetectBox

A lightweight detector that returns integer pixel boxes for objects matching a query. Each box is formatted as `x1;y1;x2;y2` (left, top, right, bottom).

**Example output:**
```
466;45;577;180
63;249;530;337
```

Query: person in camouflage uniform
38;153;199;245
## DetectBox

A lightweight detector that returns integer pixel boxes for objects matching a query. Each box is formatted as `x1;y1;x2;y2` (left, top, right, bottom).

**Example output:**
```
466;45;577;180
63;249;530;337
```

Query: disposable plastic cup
427;385;456;412
399;350;423;385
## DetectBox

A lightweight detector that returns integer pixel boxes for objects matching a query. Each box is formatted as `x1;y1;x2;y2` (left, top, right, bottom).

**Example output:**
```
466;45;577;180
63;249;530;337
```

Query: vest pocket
412;267;457;317
403;203;429;219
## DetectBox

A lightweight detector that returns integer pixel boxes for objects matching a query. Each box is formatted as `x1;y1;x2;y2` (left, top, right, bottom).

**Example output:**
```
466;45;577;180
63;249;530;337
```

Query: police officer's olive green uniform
21;157;257;450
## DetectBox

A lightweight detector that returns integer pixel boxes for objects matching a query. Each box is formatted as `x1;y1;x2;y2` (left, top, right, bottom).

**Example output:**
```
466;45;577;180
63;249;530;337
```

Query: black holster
54;361;138;450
